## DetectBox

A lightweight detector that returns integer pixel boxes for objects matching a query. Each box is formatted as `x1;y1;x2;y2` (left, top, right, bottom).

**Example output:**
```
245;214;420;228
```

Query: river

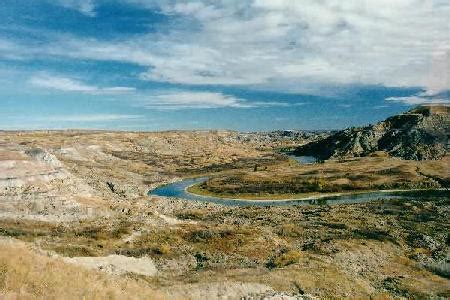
149;177;449;207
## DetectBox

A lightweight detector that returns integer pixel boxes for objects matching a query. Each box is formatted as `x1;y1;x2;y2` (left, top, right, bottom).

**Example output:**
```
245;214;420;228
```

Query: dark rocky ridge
294;105;450;160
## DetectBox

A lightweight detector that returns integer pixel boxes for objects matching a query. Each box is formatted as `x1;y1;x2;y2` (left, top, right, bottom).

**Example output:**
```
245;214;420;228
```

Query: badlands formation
0;128;449;299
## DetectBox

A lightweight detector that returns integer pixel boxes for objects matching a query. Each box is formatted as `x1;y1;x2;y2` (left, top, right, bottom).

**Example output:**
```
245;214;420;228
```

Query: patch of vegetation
194;252;210;270
380;277;411;298
199;176;329;195
267;249;303;269
52;244;95;257
129;229;183;258
352;229;396;243
0;220;56;239
317;222;347;229
176;155;284;175
116;243;171;257
176;209;209;220
0;227;29;237
185;226;247;255
276;224;304;238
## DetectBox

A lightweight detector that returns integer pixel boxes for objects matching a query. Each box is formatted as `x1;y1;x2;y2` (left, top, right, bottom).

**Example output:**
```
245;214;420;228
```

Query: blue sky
0;0;449;131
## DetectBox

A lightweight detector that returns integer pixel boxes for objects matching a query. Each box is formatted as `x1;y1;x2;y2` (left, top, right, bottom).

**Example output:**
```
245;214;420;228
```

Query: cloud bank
41;0;449;94
1;0;449;117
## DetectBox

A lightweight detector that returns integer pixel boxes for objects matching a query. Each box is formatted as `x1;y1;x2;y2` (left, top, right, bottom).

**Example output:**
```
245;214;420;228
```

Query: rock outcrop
294;105;450;160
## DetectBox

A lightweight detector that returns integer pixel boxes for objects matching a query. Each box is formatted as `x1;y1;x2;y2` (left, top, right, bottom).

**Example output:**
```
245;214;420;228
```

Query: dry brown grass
271;249;304;268
0;238;165;300
0;218;137;258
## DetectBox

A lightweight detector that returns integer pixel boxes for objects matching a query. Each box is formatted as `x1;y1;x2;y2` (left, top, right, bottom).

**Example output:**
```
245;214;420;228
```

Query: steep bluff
294;105;450;160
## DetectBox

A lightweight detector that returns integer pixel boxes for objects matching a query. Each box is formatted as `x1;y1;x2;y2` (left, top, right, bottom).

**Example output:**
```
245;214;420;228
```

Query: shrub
155;244;171;255
267;249;303;269
194;252;209;270
176;209;208;220
277;224;303;238
353;229;396;243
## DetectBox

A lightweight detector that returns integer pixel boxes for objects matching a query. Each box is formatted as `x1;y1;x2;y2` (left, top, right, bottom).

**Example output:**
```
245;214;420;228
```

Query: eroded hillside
295;105;450;160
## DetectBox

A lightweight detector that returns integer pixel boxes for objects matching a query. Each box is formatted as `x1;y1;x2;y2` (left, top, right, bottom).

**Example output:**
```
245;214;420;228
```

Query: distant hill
294;104;450;160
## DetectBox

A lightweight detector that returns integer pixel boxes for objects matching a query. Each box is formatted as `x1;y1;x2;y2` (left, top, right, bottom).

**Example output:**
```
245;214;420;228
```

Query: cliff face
294;105;450;160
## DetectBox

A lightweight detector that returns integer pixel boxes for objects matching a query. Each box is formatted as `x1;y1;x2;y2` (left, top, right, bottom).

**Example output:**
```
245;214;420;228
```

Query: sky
0;0;449;131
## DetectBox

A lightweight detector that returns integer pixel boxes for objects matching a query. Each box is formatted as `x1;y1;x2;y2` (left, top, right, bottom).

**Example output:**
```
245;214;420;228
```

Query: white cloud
423;47;450;95
136;91;251;109
386;95;450;105
386;88;450;105
134;91;290;109
56;0;96;17
0;38;28;60
46;114;142;122
385;46;449;105
0;39;15;52
29;74;135;94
